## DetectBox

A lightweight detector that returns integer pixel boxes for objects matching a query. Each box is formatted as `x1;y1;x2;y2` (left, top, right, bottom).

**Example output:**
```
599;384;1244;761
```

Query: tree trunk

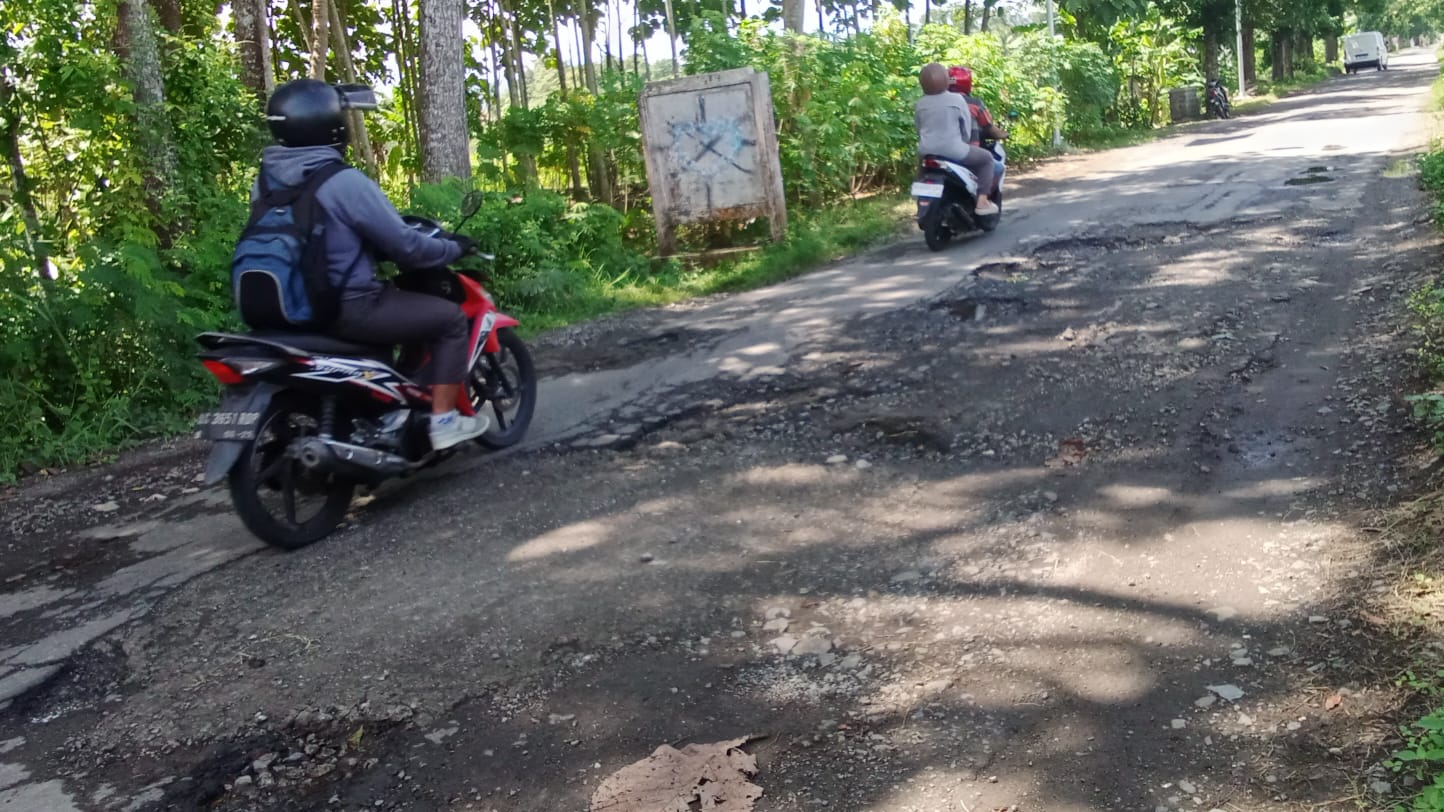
151;0;182;33
580;9;600;92
579;9;614;206
614;0;625;72
116;0;179;227
962;0;972;33
328;0;378;176
392;0;422;184
233;0;274;105
818;0;826;31
632;2;641;76
1325;35;1338;64
488;36;504;115
549;2;585;199
782;0;804;32
1295;31;1311;68
922;0;929;25
980;0;993;31
510;6;529;106
663;0;680;74
1243;26;1256;86
1271;30;1286;80
418;0;471;181
0;66;50;280
309;0;330;78
1203;24;1219;79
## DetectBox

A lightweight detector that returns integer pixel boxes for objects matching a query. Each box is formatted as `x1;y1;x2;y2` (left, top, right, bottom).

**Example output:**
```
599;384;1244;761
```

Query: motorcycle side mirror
335;83;379;111
460;191;483;219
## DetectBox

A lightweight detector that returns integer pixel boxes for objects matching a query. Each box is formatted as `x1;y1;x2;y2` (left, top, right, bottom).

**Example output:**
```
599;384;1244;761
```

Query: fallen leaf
1044;438;1088;468
347;725;365;748
1325;693;1343;711
591;736;763;811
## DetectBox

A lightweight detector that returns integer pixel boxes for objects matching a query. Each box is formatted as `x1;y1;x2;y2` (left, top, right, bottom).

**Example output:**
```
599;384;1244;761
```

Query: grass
514;194;913;334
1360;57;1444;812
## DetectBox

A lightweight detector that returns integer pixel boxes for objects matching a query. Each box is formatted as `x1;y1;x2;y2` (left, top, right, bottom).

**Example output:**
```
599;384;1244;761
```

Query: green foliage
0;0;1403;480
1409;139;1444;455
1388;671;1444;810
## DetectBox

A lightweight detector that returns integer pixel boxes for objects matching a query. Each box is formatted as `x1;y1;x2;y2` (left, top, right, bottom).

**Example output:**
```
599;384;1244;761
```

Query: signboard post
638;67;788;256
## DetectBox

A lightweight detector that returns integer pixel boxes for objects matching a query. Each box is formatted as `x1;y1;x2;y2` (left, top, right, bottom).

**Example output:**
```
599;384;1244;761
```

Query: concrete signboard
639;67;787;255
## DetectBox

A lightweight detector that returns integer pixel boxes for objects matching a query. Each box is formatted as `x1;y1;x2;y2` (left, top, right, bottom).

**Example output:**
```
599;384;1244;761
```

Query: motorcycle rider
257;79;489;451
915;63;998;216
948;66;1008;147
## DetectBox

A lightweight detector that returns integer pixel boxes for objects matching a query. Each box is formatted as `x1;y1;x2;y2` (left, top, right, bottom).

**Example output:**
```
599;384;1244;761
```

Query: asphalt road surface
2;50;1440;812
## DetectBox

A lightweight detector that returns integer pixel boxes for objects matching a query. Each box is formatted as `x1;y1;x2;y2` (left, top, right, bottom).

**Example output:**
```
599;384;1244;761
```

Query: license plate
911;182;944;199
195;410;262;441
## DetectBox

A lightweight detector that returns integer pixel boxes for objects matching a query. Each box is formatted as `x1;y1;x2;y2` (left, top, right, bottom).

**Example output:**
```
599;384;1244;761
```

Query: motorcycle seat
225;331;393;359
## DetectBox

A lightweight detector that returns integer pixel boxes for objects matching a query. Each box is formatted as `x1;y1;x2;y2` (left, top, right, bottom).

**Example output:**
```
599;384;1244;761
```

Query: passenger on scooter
915;63;998;216
257;79;489;451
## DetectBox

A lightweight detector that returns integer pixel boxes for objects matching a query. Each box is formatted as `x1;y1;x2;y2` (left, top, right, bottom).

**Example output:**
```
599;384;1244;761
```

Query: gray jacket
252;145;463;299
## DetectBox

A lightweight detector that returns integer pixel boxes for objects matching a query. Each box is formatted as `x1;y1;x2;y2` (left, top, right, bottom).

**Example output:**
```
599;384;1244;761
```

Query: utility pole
1234;0;1247;98
1046;0;1062;148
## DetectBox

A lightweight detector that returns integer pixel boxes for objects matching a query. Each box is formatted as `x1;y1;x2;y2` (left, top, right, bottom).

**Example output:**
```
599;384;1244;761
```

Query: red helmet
948;66;973;94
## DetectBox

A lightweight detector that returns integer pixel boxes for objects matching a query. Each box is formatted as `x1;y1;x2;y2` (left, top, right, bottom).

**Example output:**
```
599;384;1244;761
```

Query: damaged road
2;51;1441;812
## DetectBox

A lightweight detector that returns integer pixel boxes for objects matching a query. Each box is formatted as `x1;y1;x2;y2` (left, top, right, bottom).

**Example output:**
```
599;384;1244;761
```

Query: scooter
912;143;1005;252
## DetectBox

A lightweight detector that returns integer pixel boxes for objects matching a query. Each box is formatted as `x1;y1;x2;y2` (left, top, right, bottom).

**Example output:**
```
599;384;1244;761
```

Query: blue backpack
232;162;350;330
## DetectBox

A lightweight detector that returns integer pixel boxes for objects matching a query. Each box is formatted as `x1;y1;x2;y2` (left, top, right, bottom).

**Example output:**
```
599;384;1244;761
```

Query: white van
1343;31;1389;73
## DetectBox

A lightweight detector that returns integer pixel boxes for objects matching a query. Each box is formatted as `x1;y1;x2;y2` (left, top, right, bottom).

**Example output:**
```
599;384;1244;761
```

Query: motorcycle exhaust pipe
296;437;413;481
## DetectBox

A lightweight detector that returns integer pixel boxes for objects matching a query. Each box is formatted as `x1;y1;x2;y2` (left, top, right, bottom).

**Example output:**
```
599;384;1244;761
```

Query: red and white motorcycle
195;203;536;549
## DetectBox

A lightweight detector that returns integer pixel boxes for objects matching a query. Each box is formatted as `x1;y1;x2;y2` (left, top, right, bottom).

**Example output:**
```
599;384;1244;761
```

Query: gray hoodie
253;145;463;299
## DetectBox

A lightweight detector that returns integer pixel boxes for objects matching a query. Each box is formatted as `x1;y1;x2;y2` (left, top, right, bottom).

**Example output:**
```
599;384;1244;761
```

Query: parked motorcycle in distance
1206;79;1231;119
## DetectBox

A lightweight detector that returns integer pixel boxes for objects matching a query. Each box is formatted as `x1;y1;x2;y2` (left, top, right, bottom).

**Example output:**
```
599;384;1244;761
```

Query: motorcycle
1205;79;1231;119
194;195;537;550
912;143;1005;252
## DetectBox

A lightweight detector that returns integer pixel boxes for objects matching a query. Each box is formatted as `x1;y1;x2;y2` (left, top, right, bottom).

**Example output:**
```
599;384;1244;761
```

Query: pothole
930;296;1034;321
1286;166;1334;186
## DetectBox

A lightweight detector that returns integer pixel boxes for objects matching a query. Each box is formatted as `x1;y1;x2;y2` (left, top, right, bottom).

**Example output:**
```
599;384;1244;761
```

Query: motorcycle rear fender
201;383;280;486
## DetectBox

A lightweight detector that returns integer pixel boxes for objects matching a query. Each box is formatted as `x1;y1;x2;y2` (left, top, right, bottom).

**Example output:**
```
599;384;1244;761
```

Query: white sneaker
975;199;999;216
429;410;490;450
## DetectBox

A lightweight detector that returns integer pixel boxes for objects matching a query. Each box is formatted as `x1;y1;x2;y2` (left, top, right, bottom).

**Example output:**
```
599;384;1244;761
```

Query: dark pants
332;287;469;385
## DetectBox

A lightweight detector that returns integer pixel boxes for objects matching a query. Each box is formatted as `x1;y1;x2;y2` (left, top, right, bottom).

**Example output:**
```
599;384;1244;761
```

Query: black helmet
266;79;349;148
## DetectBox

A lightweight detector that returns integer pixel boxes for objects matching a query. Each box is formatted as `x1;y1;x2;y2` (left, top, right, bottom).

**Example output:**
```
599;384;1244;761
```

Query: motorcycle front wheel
229;397;355;550
469;327;538;450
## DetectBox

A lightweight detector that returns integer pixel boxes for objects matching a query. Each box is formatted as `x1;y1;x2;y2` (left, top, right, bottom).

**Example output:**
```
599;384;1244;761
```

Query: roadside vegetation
1366;61;1444;812
0;0;1435;480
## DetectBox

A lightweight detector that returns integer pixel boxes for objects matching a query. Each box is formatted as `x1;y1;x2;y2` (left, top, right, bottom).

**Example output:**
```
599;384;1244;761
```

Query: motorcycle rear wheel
469;327;538;450
229;397;355;550
923;204;952;251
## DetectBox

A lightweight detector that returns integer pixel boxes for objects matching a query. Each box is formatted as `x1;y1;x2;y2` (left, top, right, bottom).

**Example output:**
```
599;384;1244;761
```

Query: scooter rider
948;65;1006;196
948;66;1008;147
915;63;998;217
257;79;489;451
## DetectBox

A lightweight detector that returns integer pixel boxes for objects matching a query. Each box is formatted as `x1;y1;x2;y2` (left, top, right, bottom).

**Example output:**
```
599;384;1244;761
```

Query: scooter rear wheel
923;204;952;251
